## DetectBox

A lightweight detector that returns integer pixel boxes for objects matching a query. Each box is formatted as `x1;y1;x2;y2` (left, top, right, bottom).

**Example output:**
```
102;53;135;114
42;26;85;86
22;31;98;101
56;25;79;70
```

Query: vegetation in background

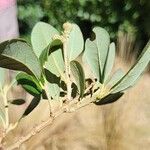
17;0;150;51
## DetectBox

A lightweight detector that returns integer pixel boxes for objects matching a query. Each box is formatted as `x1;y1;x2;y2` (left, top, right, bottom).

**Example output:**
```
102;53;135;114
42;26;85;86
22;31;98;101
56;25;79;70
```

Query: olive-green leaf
111;40;150;93
70;61;85;98
39;46;50;67
83;27;110;83
43;43;64;100
68;24;84;61
95;92;124;105
22;95;41;117
31;21;59;57
103;42;115;82
50;39;62;48
16;72;42;96
107;69;125;88
45;48;65;80
44;69;60;100
46;82;60;100
93;27;110;76
0;39;42;79
83;39;101;81
40;39;63;67
10;99;26;105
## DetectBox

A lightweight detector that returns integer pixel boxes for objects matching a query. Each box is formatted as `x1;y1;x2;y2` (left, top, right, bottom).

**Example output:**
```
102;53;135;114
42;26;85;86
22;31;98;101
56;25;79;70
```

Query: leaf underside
68;24;84;61
111;40;150;93
70;60;85;98
83;27;111;83
44;69;60;100
31;21;59;57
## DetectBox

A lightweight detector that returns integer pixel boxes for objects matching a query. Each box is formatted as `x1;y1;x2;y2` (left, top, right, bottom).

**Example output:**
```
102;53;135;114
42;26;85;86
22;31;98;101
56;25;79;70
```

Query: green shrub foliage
0;22;150;119
18;0;150;43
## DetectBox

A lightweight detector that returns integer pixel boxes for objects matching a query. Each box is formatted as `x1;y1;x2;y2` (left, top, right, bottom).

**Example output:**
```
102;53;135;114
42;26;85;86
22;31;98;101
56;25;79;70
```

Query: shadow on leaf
44;69;60;85
95;92;124;105
10;99;26;105
22;95;41;117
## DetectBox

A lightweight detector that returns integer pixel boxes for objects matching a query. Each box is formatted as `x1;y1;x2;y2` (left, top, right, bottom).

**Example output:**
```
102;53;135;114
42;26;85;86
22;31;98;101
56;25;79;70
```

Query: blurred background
0;1;150;149
0;0;150;57
17;0;150;58
0;0;150;94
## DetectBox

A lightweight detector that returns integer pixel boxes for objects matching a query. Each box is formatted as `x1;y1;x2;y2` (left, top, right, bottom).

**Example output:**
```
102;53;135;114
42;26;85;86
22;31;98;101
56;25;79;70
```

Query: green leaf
45;69;60;100
107;69;125;87
83;27;110;83
10;99;26;105
46;82;60;100
68;24;84;61
39;46;50;67
103;42;115;82
83;39;101;80
39;39;62;67
95;92;124;105
71;83;78;98
16;72;42;96
31;21;59;57
50;39;62;48
70;61;85;98
43;42;65;99
93;27;110;78
22;95;41;117
0;39;42;79
45;48;65;80
111;41;150;93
